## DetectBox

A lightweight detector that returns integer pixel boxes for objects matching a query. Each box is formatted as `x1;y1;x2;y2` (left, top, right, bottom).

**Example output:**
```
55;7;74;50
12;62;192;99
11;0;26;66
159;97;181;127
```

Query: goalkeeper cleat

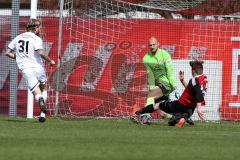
39;97;47;113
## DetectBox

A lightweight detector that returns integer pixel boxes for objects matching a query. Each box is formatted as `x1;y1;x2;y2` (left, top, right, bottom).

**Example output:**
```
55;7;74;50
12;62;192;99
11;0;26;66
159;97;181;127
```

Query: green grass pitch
0;117;240;160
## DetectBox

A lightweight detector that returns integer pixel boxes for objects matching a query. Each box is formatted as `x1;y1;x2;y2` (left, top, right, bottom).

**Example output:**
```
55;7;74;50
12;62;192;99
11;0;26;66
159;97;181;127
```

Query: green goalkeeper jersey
143;48;176;95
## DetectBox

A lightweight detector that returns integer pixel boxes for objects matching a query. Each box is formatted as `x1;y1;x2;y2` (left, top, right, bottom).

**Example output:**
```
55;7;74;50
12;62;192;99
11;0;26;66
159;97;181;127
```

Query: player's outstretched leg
135;104;155;115
133;104;155;125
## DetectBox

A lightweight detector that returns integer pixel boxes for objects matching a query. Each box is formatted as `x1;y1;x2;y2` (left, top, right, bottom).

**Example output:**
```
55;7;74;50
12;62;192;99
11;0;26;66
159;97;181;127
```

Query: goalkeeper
141;36;177;119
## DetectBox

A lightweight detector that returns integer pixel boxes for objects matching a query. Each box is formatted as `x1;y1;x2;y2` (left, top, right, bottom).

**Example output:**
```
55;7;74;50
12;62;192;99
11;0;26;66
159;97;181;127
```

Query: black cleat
186;118;194;125
38;116;46;123
39;97;47;113
168;118;178;126
168;114;181;126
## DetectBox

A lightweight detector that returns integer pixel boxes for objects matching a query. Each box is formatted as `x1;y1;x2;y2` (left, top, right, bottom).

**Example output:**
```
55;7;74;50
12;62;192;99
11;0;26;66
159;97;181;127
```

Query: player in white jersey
6;19;55;122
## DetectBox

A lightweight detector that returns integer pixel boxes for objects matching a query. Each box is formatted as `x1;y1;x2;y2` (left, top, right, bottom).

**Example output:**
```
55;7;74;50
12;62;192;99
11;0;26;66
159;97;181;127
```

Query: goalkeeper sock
39;112;46;118
146;98;154;106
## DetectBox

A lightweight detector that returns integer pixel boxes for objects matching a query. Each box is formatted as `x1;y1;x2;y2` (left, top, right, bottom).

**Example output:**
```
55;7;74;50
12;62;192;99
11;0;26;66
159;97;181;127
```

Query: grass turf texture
0;117;240;160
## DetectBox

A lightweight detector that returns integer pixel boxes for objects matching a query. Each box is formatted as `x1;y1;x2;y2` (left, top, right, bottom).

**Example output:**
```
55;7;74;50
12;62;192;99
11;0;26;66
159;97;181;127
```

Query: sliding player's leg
135;100;178;125
135;99;171;115
147;87;170;119
163;102;193;126
132;87;170;124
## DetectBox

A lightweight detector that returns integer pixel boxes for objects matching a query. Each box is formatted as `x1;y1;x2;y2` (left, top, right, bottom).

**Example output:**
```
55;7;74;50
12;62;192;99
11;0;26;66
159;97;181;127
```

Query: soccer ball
140;114;152;125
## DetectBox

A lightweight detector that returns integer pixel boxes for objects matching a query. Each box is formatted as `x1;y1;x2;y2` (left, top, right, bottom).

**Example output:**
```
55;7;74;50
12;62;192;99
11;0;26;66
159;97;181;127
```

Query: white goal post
27;0;38;119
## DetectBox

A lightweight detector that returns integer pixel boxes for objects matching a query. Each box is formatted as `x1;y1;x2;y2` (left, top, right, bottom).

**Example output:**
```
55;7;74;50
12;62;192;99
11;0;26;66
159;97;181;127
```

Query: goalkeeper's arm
164;51;176;90
144;63;156;90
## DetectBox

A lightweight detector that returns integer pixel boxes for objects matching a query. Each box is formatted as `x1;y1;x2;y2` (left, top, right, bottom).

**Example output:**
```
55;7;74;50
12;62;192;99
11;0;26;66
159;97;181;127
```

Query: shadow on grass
0;117;36;123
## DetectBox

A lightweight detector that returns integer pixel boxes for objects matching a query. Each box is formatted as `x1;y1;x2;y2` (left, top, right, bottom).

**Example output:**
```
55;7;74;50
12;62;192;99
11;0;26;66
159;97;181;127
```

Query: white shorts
21;67;47;92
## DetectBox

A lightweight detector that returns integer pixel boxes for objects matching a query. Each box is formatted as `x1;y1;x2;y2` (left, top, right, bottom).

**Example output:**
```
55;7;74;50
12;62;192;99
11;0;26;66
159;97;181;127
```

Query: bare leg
39;83;47;103
32;86;46;122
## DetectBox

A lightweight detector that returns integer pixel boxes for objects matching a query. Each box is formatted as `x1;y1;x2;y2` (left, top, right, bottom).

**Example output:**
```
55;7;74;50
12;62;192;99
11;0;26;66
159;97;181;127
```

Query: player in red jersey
135;60;208;126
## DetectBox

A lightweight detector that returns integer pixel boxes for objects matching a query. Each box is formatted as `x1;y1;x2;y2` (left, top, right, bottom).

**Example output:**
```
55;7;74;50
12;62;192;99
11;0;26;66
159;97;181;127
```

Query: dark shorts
159;100;195;118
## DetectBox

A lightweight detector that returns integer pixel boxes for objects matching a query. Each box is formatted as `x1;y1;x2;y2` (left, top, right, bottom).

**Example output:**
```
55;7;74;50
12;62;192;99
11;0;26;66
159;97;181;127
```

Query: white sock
40;112;46;118
35;94;43;102
42;90;47;102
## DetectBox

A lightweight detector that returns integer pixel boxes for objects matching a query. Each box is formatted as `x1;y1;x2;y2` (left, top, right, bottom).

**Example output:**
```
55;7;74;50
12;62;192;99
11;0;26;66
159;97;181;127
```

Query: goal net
39;0;239;121
1;0;240;121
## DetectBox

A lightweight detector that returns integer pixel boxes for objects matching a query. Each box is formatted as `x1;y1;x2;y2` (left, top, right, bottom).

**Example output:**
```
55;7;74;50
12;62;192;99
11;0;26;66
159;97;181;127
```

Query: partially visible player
6;19;55;122
132;36;177;122
135;60;208;126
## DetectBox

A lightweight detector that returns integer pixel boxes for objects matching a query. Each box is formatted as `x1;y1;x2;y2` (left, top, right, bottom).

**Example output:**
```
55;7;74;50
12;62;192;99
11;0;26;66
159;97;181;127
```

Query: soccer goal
1;0;240;121
38;0;239;121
